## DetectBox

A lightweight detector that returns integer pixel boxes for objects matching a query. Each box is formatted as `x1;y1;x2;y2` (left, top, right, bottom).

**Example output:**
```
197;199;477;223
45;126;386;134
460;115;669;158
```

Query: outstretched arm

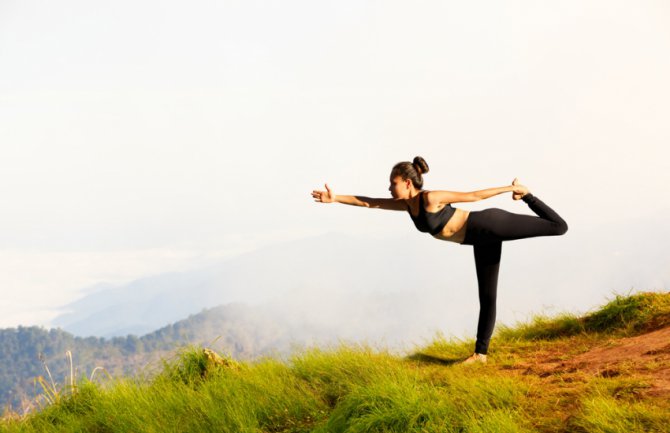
311;184;406;211
429;178;529;204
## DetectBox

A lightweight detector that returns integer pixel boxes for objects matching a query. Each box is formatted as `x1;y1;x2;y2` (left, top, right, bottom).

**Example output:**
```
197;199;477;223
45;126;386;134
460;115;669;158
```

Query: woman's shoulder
422;190;436;204
424;190;456;208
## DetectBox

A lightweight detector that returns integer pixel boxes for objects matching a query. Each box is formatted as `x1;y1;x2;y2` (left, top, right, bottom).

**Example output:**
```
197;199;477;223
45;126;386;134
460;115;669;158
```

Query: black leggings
461;194;568;354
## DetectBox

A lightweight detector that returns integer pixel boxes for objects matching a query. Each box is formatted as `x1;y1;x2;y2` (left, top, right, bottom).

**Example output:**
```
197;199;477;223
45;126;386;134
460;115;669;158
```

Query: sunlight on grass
571;396;670;433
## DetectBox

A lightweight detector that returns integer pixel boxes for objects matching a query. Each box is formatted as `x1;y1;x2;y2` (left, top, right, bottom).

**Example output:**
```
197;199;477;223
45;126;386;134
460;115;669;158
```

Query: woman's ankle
522;193;536;204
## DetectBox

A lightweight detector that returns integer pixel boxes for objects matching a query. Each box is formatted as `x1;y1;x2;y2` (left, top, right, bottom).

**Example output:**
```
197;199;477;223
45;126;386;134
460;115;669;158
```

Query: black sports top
407;191;456;235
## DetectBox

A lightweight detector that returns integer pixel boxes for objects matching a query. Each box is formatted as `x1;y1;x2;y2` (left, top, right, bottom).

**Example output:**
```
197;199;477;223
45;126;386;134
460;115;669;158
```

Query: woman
311;156;568;364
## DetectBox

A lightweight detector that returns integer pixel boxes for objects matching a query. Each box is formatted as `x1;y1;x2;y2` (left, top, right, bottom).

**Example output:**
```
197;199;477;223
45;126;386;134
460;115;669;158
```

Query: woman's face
389;175;410;199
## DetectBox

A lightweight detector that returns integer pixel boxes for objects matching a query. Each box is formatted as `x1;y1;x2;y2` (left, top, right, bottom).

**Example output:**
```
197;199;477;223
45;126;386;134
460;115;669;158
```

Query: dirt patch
536;327;670;395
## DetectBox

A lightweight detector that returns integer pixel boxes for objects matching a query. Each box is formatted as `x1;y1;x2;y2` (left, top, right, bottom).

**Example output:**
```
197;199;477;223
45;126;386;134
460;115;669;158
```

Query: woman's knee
554;220;568;236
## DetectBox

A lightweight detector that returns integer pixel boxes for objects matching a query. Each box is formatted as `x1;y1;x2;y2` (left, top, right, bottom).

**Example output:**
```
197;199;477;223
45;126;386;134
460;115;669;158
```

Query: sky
1;0;669;328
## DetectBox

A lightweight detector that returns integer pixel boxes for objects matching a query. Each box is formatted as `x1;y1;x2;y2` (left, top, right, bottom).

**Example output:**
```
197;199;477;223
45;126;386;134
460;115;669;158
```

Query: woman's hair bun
413;156;429;175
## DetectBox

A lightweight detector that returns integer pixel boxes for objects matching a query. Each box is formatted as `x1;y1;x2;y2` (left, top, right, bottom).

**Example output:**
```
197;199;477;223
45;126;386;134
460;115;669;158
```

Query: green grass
2;291;670;433
497;291;670;341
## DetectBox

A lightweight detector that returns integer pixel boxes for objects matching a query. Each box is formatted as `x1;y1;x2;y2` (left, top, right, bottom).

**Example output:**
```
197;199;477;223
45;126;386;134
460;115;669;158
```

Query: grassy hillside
0;303;318;409
2;291;669;432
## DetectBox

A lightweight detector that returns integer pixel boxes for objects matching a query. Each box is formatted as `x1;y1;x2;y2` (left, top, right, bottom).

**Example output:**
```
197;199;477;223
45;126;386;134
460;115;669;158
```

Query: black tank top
407;191;456;235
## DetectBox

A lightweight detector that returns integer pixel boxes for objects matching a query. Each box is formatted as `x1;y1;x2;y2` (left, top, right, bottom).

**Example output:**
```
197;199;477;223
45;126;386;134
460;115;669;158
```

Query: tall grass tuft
583;291;670;333
570;396;670;433
498;291;670;341
314;369;530;433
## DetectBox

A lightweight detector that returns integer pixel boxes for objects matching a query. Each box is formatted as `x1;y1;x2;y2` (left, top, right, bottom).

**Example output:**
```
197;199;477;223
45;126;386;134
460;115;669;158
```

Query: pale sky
1;0;669;328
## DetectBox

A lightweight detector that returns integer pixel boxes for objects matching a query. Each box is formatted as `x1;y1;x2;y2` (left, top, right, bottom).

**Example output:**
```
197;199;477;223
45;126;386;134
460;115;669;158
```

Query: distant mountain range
51;232;479;339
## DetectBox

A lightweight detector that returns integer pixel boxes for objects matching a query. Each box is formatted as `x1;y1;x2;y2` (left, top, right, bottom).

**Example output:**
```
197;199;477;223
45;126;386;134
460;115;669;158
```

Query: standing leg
473;241;502;355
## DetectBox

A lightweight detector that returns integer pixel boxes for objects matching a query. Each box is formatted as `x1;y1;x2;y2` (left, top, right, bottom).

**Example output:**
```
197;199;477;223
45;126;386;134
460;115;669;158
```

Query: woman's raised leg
463;195;568;244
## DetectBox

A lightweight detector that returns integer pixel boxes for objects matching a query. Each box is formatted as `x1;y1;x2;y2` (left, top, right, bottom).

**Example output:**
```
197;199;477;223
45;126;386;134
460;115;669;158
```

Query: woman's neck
406;189;423;202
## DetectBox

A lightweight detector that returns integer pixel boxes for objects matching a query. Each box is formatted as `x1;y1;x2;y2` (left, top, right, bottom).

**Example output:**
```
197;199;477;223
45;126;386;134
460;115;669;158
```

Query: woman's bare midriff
432;208;470;244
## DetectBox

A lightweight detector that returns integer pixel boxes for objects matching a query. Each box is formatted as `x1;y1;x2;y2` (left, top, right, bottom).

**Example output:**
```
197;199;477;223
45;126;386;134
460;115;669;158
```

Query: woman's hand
511;178;529;200
311;183;335;203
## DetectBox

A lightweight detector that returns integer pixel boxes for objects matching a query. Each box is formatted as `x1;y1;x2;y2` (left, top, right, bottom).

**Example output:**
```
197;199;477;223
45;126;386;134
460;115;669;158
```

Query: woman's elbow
470;192;484;202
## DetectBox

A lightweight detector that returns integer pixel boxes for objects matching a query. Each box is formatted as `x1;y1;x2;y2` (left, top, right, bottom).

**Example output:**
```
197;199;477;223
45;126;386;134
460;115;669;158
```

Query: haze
0;1;668;336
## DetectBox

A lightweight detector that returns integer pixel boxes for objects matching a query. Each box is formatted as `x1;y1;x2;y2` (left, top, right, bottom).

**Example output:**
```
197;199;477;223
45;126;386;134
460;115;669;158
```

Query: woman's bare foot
462;353;487;365
512;178;529;200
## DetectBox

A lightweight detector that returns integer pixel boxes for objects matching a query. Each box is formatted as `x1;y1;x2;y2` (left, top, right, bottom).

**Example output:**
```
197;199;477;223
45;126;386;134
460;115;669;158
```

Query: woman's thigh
465;208;560;243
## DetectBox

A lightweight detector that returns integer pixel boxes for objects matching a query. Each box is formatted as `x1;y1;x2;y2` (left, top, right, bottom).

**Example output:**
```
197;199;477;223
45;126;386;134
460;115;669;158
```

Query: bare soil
524;327;670;396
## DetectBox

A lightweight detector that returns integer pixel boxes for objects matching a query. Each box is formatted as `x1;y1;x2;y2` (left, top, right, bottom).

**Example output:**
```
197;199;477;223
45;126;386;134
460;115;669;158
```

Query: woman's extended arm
429;179;528;204
311;184;406;211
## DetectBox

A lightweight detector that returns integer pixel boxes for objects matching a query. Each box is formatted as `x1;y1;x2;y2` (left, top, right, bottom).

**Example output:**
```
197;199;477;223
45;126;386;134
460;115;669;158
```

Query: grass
2;291;670;432
497;291;670;341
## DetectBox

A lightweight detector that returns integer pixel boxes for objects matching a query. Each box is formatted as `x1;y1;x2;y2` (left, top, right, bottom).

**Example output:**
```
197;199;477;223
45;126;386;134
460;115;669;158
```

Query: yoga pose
311;156;568;363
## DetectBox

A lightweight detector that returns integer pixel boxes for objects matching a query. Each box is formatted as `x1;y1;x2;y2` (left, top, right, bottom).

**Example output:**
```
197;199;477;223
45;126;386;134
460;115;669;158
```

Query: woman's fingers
311;188;327;202
311;183;333;203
